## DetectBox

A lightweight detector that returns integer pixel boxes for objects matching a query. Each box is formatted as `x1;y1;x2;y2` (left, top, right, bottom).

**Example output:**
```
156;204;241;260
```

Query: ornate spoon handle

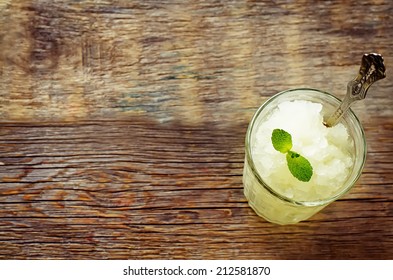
324;53;386;127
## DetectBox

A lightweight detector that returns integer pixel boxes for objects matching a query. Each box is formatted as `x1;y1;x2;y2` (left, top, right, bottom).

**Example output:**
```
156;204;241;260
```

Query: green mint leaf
271;129;292;153
286;151;313;182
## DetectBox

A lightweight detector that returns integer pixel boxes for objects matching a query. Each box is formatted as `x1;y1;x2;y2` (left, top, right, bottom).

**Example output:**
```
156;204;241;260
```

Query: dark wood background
0;0;392;259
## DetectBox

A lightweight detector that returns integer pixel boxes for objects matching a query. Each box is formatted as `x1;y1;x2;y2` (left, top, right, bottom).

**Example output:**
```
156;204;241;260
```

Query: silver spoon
323;53;386;127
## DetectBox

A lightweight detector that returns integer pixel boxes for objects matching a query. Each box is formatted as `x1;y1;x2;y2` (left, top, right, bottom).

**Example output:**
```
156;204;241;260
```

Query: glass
243;88;367;225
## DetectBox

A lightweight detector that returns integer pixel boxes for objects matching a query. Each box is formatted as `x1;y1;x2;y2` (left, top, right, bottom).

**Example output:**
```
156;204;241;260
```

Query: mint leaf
286;151;313;182
271;129;292;153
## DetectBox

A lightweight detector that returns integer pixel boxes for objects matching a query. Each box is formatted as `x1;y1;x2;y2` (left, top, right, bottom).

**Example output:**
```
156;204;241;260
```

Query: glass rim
245;88;367;207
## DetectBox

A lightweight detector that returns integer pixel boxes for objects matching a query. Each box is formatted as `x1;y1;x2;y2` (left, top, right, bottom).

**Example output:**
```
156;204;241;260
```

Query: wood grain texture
0;0;392;259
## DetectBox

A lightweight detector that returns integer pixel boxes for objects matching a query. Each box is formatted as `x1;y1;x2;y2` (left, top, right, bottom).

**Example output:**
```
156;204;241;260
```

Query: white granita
252;100;354;201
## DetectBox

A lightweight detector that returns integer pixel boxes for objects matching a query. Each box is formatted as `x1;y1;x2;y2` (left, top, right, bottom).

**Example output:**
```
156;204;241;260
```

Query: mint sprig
271;129;313;182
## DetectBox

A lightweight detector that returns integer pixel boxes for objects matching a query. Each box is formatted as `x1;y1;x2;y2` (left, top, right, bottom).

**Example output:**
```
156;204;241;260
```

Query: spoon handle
324;53;386;127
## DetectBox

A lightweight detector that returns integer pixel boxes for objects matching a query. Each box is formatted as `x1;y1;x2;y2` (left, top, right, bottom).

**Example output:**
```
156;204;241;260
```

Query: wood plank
0;120;392;259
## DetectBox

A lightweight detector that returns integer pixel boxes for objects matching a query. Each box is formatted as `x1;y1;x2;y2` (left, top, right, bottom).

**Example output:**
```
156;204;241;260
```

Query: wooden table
1;0;392;259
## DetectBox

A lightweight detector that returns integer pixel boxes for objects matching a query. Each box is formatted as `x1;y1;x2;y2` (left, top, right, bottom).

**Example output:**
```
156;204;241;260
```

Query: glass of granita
242;88;366;225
